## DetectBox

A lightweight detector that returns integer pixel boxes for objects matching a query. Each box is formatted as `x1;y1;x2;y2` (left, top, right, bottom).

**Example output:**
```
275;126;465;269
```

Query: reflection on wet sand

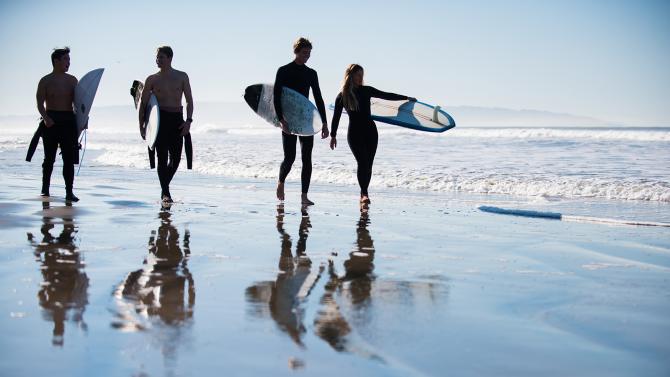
246;205;322;347
27;202;88;347
247;207;448;359
112;209;195;336
314;209;373;351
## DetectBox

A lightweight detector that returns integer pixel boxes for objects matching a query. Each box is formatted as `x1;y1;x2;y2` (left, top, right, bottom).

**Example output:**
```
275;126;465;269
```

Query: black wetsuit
331;86;408;196
41;110;78;195
156;110;184;197
274;61;327;193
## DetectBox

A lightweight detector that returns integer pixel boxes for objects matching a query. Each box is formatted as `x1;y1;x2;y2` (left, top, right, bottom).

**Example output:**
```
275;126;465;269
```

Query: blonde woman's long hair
341;64;363;112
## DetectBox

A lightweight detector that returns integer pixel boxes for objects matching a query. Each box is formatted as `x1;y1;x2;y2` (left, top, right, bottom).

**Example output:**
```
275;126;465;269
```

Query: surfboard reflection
112;209;195;338
245;204;320;347
27;202;89;347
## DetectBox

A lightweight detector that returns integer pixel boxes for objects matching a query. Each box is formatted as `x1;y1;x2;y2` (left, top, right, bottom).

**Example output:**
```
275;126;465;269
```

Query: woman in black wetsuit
330;64;416;204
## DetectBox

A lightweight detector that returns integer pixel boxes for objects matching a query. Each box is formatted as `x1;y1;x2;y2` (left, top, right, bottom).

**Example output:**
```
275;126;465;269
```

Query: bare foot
276;182;285;201
360;195;371;204
301;194;314;206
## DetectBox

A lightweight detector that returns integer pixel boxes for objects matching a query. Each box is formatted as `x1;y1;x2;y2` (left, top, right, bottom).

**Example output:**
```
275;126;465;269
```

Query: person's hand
279;118;289;133
330;136;337;150
408;97;417;102
321;123;329;139
179;121;191;136
44;116;54;128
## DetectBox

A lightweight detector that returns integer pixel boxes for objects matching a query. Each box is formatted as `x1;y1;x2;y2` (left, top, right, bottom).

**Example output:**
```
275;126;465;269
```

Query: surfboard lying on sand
74;68;104;137
330;100;456;133
478;206;670;227
130;80;160;150
244;83;320;136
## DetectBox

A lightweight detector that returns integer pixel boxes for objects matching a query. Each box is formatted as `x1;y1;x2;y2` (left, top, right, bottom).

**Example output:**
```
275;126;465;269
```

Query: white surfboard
145;94;160;150
74;68;104;136
330;99;456;133
370;100;455;132
130;80;160;150
244;83;320;136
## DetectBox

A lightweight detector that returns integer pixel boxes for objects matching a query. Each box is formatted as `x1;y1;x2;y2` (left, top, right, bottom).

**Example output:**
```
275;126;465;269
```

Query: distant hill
444;106;620;128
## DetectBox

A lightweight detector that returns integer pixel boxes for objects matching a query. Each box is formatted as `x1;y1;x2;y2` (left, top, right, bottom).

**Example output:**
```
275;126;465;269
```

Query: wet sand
0;167;669;376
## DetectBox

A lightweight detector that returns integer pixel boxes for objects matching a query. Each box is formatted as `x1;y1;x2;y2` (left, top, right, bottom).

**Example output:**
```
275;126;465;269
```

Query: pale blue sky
1;0;668;125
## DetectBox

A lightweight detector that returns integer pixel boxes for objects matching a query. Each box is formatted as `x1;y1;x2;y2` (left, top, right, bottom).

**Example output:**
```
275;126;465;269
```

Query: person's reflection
314;208;374;351
246;205;316;347
27;202;89;347
113;209;195;331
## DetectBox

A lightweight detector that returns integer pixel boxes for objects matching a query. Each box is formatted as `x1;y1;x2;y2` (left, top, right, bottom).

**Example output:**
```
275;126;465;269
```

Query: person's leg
277;132;297;200
298;135;314;205
165;135;184;197
59;120;77;201
156;142;171;199
347;129;368;200
156;112;182;201
359;128;378;203
41;127;58;196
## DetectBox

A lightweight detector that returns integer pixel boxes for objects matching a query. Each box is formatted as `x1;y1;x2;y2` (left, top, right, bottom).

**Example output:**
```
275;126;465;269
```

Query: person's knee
42;156;55;166
282;155;296;166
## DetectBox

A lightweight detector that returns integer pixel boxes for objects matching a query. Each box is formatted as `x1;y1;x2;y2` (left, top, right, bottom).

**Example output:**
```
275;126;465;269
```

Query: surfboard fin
432;106;441;123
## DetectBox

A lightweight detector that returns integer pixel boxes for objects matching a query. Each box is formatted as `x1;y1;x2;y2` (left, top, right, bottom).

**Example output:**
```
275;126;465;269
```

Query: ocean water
1;110;669;221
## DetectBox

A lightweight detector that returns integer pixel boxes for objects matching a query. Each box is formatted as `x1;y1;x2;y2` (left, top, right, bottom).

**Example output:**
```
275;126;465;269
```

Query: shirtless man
35;47;79;202
138;46;194;203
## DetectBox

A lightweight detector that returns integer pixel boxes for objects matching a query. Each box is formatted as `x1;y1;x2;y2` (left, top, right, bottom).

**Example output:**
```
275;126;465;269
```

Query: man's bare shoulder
173;69;189;80
38;73;54;85
66;73;78;85
145;73;159;85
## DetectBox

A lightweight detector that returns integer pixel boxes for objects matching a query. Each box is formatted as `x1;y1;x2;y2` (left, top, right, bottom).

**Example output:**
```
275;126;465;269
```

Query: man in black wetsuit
34;47;80;202
274;37;329;205
138;46;194;203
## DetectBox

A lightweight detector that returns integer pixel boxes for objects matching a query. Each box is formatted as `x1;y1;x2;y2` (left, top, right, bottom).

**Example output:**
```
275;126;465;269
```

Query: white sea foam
447;128;670;142
4;119;669;203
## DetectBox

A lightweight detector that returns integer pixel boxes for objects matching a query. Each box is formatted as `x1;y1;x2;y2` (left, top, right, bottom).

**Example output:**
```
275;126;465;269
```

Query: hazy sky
1;0;668;125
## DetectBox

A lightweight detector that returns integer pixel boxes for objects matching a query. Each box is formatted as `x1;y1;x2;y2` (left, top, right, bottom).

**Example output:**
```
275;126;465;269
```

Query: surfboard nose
244;85;262;112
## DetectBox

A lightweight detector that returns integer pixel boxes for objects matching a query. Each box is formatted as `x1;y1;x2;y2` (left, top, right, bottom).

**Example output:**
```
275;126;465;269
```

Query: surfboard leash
76;129;87;176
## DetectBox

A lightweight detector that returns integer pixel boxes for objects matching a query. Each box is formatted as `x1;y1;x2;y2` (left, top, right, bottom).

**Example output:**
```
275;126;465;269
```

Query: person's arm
273;67;288;132
180;73;194;136
138;76;153;138
329;93;343;150
36;77;54;127
311;70;329;134
368;86;415;102
71;75;78;113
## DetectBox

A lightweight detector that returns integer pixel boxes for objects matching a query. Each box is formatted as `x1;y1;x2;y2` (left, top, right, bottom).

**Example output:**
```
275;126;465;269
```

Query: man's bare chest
152;79;182;95
46;80;74;98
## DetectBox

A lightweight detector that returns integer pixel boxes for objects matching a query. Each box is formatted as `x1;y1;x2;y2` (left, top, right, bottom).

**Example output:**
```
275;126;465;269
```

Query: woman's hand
321;123;329;139
330;136;337;150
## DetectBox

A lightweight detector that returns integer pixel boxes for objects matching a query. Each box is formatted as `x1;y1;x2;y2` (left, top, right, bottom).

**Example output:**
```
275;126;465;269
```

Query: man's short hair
157;46;174;58
51;47;70;66
293;38;312;54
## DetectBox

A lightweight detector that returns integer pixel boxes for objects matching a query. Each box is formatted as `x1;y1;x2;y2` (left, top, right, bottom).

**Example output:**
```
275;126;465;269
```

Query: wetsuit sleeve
273;67;285;121
368;86;408;101
331;93;344;137
311;70;328;124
